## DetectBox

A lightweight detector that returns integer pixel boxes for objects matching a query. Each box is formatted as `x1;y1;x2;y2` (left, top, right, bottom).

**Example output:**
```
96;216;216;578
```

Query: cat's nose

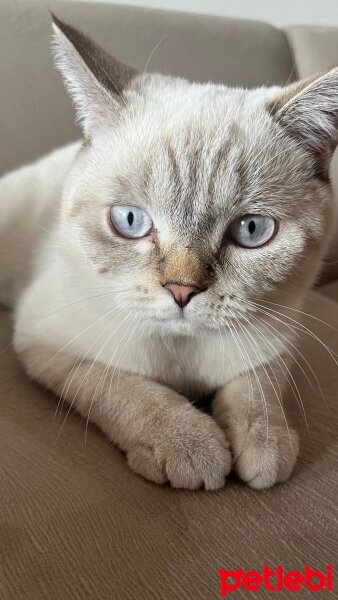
164;282;202;308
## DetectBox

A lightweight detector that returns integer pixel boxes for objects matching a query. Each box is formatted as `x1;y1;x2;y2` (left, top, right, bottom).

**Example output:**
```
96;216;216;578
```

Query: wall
66;0;338;27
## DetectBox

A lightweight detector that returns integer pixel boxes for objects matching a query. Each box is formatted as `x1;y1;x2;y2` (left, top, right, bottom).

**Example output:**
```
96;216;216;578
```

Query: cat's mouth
151;309;221;335
148;307;204;332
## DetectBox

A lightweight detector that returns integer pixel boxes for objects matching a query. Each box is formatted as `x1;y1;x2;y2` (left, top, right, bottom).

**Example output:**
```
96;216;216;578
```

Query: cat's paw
127;408;232;490
233;424;299;489
213;382;299;489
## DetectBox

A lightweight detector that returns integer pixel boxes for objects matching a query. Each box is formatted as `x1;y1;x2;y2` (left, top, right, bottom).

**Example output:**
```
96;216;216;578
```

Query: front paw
213;389;299;490
233;424;299;490
127;407;232;490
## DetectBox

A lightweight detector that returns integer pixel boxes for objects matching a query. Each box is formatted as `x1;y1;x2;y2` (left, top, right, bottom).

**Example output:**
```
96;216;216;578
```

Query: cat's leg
17;343;231;490
213;363;299;489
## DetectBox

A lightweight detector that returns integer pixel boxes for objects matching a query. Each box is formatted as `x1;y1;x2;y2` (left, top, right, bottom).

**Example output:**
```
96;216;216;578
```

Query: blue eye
110;205;153;239
228;214;276;248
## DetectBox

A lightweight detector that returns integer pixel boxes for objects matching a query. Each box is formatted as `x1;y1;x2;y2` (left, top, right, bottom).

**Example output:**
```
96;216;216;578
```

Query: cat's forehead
148;125;246;214
88;82;309;226
106;113;264;218
103;126;244;237
118;87;278;183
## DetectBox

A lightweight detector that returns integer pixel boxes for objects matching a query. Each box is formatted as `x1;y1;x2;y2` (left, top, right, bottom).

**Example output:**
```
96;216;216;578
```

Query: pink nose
164;282;201;308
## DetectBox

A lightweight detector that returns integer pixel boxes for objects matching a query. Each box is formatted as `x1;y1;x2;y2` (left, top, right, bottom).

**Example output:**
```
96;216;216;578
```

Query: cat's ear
51;15;138;137
270;68;338;179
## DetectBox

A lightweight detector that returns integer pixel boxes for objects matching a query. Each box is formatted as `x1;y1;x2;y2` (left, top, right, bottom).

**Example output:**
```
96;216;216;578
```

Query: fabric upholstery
1;2;338;598
320;279;338;303
285;25;338;78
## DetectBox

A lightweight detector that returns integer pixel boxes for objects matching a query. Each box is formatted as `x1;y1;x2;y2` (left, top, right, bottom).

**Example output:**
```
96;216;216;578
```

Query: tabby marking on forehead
164;140;182;194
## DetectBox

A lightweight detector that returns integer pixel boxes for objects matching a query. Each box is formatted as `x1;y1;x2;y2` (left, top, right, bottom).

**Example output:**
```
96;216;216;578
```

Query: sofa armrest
285;25;338;78
284;26;338;284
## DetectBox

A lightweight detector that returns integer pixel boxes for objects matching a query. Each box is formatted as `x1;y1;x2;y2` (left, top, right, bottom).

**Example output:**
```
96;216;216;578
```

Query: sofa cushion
319;279;338;303
1;288;337;599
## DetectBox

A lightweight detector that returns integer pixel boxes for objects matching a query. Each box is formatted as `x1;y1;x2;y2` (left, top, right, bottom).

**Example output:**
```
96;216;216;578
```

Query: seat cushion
319;279;338;303
1;289;337;599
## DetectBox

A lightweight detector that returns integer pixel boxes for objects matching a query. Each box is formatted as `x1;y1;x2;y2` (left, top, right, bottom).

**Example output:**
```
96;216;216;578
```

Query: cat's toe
165;439;231;491
163;418;232;491
126;412;231;490
234;426;299;490
127;445;168;485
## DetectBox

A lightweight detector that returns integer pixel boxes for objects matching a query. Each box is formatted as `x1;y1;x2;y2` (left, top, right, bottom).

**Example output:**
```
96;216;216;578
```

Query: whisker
96;309;139;414
220;320;254;435
252;311;327;406
41;291;122;318
240;312;308;431
142;33;169;80
228;310;270;445
246;299;338;366
104;313;142;429
54;301;132;423
56;305;134;437
27;215;54;234
255;298;338;332
84;310;138;446
115;316;148;419
236;313;298;451
48;301;131;420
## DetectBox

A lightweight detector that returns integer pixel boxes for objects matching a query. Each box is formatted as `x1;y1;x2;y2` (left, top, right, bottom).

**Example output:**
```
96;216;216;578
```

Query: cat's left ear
270;68;338;179
51;15;138;137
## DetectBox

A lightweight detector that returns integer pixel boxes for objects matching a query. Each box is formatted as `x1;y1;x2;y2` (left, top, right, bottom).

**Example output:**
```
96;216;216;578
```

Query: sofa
0;2;337;598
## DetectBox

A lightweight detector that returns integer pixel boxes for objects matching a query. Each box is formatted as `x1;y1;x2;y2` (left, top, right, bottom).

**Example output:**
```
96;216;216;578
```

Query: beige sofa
1;2;337;598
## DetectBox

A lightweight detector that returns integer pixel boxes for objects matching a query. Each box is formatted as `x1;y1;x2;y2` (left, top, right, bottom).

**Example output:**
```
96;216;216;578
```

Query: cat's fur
1;17;337;490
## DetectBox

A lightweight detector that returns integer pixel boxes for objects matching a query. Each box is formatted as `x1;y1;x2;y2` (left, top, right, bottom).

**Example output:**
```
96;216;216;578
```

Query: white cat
0;16;337;490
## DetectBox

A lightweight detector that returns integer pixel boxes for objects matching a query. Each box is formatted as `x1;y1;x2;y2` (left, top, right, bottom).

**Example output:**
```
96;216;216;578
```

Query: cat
0;15;337;490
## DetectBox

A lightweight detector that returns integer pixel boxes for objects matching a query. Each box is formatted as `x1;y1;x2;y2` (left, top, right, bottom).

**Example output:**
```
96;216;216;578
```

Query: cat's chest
28;276;264;399
107;329;249;399
55;305;263;398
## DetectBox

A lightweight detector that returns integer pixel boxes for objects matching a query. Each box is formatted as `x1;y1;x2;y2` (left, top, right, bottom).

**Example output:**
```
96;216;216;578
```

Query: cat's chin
148;313;221;336
158;320;201;336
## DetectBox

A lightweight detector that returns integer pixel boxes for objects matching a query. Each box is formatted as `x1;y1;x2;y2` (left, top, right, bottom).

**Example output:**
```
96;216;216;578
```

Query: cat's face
54;17;337;334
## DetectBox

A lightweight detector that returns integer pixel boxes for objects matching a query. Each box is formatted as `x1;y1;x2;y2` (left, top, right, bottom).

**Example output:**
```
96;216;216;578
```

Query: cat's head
52;16;337;334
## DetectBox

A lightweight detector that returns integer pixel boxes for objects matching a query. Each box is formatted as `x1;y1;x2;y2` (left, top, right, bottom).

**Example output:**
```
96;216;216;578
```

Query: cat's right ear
51;15;138;137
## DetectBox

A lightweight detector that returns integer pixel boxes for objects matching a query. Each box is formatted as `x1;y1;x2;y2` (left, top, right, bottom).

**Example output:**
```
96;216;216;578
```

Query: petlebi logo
218;565;333;596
